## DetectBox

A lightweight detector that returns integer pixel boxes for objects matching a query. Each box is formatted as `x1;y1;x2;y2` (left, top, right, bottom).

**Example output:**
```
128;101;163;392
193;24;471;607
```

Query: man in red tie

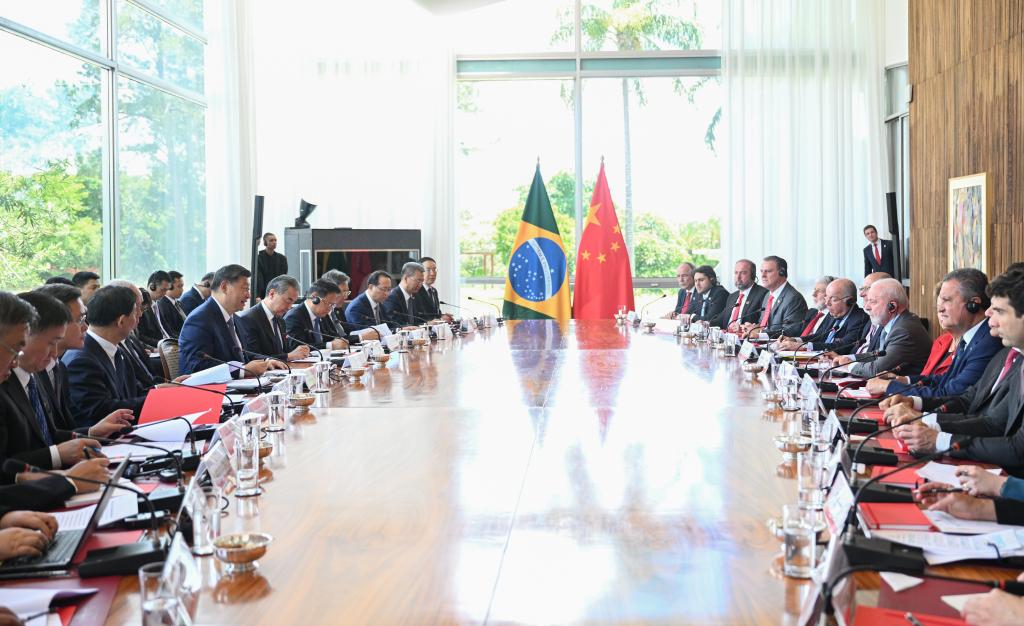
773;275;834;342
739;256;808;338
862;224;895;277
665;263;697;319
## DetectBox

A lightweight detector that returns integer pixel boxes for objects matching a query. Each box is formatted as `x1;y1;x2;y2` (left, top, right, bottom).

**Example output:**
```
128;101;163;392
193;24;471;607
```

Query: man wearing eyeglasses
178;271;213;316
285;279;349;352
321;270;378;343
237;274;311;362
776;278;869;353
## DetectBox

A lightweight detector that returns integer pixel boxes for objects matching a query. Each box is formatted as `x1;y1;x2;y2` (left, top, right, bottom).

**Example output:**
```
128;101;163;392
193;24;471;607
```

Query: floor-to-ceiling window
453;0;722;308
0;0;207;288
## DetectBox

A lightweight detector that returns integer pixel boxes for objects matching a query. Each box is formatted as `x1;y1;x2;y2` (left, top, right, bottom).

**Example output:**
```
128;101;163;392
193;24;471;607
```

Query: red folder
858;503;933;530
0;574;122;626
870;465;921;488
878;577;991;619
874;437;910;453
858;407;887;423
138;384;226;426
851;606;966;625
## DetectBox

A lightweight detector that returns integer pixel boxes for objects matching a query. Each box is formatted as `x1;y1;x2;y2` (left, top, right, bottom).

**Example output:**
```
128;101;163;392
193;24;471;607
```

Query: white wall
884;0;908;67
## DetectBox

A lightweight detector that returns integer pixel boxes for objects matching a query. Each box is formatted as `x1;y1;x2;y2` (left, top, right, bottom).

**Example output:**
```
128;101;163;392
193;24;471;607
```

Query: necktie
226;316;245;362
826;322;841;344
373;303;380;325
729;292;744;324
877;327;890;349
152;306;169;339
800;311;823;337
681;291;693;314
874;243;881;264
856;326;876;354
312;317;323;345
759;294;775;327
993;350;1021;389
273;318;284;352
952;339;967;362
174;299;186;320
430;287;439;312
407;296;417;323
699;295;708;317
26;378;53;446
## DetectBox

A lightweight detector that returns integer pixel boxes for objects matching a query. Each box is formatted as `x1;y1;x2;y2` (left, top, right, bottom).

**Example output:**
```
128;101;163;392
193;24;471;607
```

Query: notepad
858;503;933;530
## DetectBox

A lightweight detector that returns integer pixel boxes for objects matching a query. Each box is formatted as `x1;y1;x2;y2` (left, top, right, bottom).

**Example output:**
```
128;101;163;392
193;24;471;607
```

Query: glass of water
287;371;306;398
265;391;286;432
233;415;261;497
797;451;828;512
314;361;332;393
139;562;178;626
190;485;222;556
782;504;817;579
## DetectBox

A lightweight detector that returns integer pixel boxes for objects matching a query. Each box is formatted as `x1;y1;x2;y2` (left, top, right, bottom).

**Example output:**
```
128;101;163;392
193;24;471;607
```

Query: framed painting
948;172;988;273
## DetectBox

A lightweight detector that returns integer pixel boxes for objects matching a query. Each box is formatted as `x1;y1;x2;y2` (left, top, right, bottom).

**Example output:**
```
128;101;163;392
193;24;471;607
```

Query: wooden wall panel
909;1;1024;330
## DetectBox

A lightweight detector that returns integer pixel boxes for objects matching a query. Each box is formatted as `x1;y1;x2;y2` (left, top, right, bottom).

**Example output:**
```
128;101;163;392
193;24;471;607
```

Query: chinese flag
573;163;635;319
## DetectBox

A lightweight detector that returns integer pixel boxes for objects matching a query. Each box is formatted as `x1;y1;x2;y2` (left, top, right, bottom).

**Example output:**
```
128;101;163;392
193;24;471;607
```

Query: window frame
0;0;207;281
455;0;722;289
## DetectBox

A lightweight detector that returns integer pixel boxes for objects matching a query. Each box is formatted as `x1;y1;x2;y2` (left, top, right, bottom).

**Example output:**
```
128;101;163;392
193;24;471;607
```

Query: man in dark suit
137;270;172;348
414;256;452;322
862;224;896;277
285;279;352;352
841;278;932;377
778;278;869;353
178;272;213;315
740;256;808;338
321;271;378;343
664;262;697;319
382;262;432;328
720;259;769;331
686;265;729;323
178;264;284;377
63;286;154;428
345;270;395;331
869;269;1002;398
0;292;103;475
156;270;187;338
777;275;834;339
256;233;288;303
237;275;310;362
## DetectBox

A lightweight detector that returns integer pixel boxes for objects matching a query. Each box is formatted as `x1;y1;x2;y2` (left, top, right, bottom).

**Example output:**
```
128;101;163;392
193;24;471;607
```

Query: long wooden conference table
98;319;1014;625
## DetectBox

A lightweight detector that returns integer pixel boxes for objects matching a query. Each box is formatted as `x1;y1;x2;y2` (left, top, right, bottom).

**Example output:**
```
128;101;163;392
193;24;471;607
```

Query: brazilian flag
502;165;572;320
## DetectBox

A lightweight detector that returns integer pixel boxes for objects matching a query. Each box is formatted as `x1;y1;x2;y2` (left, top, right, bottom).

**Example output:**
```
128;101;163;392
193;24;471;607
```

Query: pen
904;612;924;626
914;487;996;499
22;609;52;622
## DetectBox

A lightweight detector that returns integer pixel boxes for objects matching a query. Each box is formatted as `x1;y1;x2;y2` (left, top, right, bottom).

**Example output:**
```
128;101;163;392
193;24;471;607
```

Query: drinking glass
190;485;222;556
782;504;817;578
287;371;306;398
265;391;286;432
233;415;261;497
139;563;178;626
314;361;332;393
797;451;828;512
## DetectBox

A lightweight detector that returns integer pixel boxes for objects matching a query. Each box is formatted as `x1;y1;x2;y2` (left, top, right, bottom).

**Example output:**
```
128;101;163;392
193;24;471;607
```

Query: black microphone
637;293;667;323
841;437;974;538
201;352;265;393
853;349;888;363
439;300;471;318
849;407;932;474
284;335;326;361
83;433;185;490
819;565;919;625
153;376;238;419
130;416;198;456
729;305;765;330
466;296;504;323
2;459;161;539
241;348;292;372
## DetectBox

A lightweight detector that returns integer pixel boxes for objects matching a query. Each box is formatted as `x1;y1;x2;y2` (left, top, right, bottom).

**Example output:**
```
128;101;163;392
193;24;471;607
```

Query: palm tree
554;0;707;271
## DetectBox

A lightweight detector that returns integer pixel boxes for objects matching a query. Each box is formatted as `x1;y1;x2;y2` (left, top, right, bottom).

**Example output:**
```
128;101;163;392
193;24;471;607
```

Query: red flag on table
573;162;635;319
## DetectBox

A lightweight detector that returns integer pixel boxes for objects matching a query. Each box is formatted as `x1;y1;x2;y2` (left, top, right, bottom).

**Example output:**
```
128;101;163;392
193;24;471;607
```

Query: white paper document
52;494;139;530
226;378;262;391
916;461;1001;486
183;363;232;386
133;410;210;442
924;510;1020;535
879;572;923;593
101;441;190;460
64;477;139;508
942;593;988;612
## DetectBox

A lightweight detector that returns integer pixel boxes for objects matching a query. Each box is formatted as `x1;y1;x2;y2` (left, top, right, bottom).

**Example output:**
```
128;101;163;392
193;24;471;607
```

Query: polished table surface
102;320;1011;625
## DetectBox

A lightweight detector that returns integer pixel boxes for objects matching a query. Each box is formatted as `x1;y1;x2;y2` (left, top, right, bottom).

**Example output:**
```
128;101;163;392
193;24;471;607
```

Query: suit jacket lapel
87;336;124;393
3;377;46;443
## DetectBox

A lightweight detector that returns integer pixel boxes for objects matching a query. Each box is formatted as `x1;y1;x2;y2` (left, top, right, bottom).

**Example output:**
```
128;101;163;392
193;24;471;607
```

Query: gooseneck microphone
285;335;326;361
129;416;198;456
154;376;238;418
466;296;505;323
2;459;160;538
818;350;886;383
201;352;265;392
638;293;667;321
241;348;293;372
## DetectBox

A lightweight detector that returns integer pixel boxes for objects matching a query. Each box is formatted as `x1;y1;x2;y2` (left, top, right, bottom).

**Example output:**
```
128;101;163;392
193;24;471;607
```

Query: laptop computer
0;458;129;575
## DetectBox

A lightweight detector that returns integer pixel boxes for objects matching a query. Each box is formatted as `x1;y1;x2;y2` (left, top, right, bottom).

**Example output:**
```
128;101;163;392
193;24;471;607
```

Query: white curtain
246;1;458;301
204;0;257;271
722;0;888;294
